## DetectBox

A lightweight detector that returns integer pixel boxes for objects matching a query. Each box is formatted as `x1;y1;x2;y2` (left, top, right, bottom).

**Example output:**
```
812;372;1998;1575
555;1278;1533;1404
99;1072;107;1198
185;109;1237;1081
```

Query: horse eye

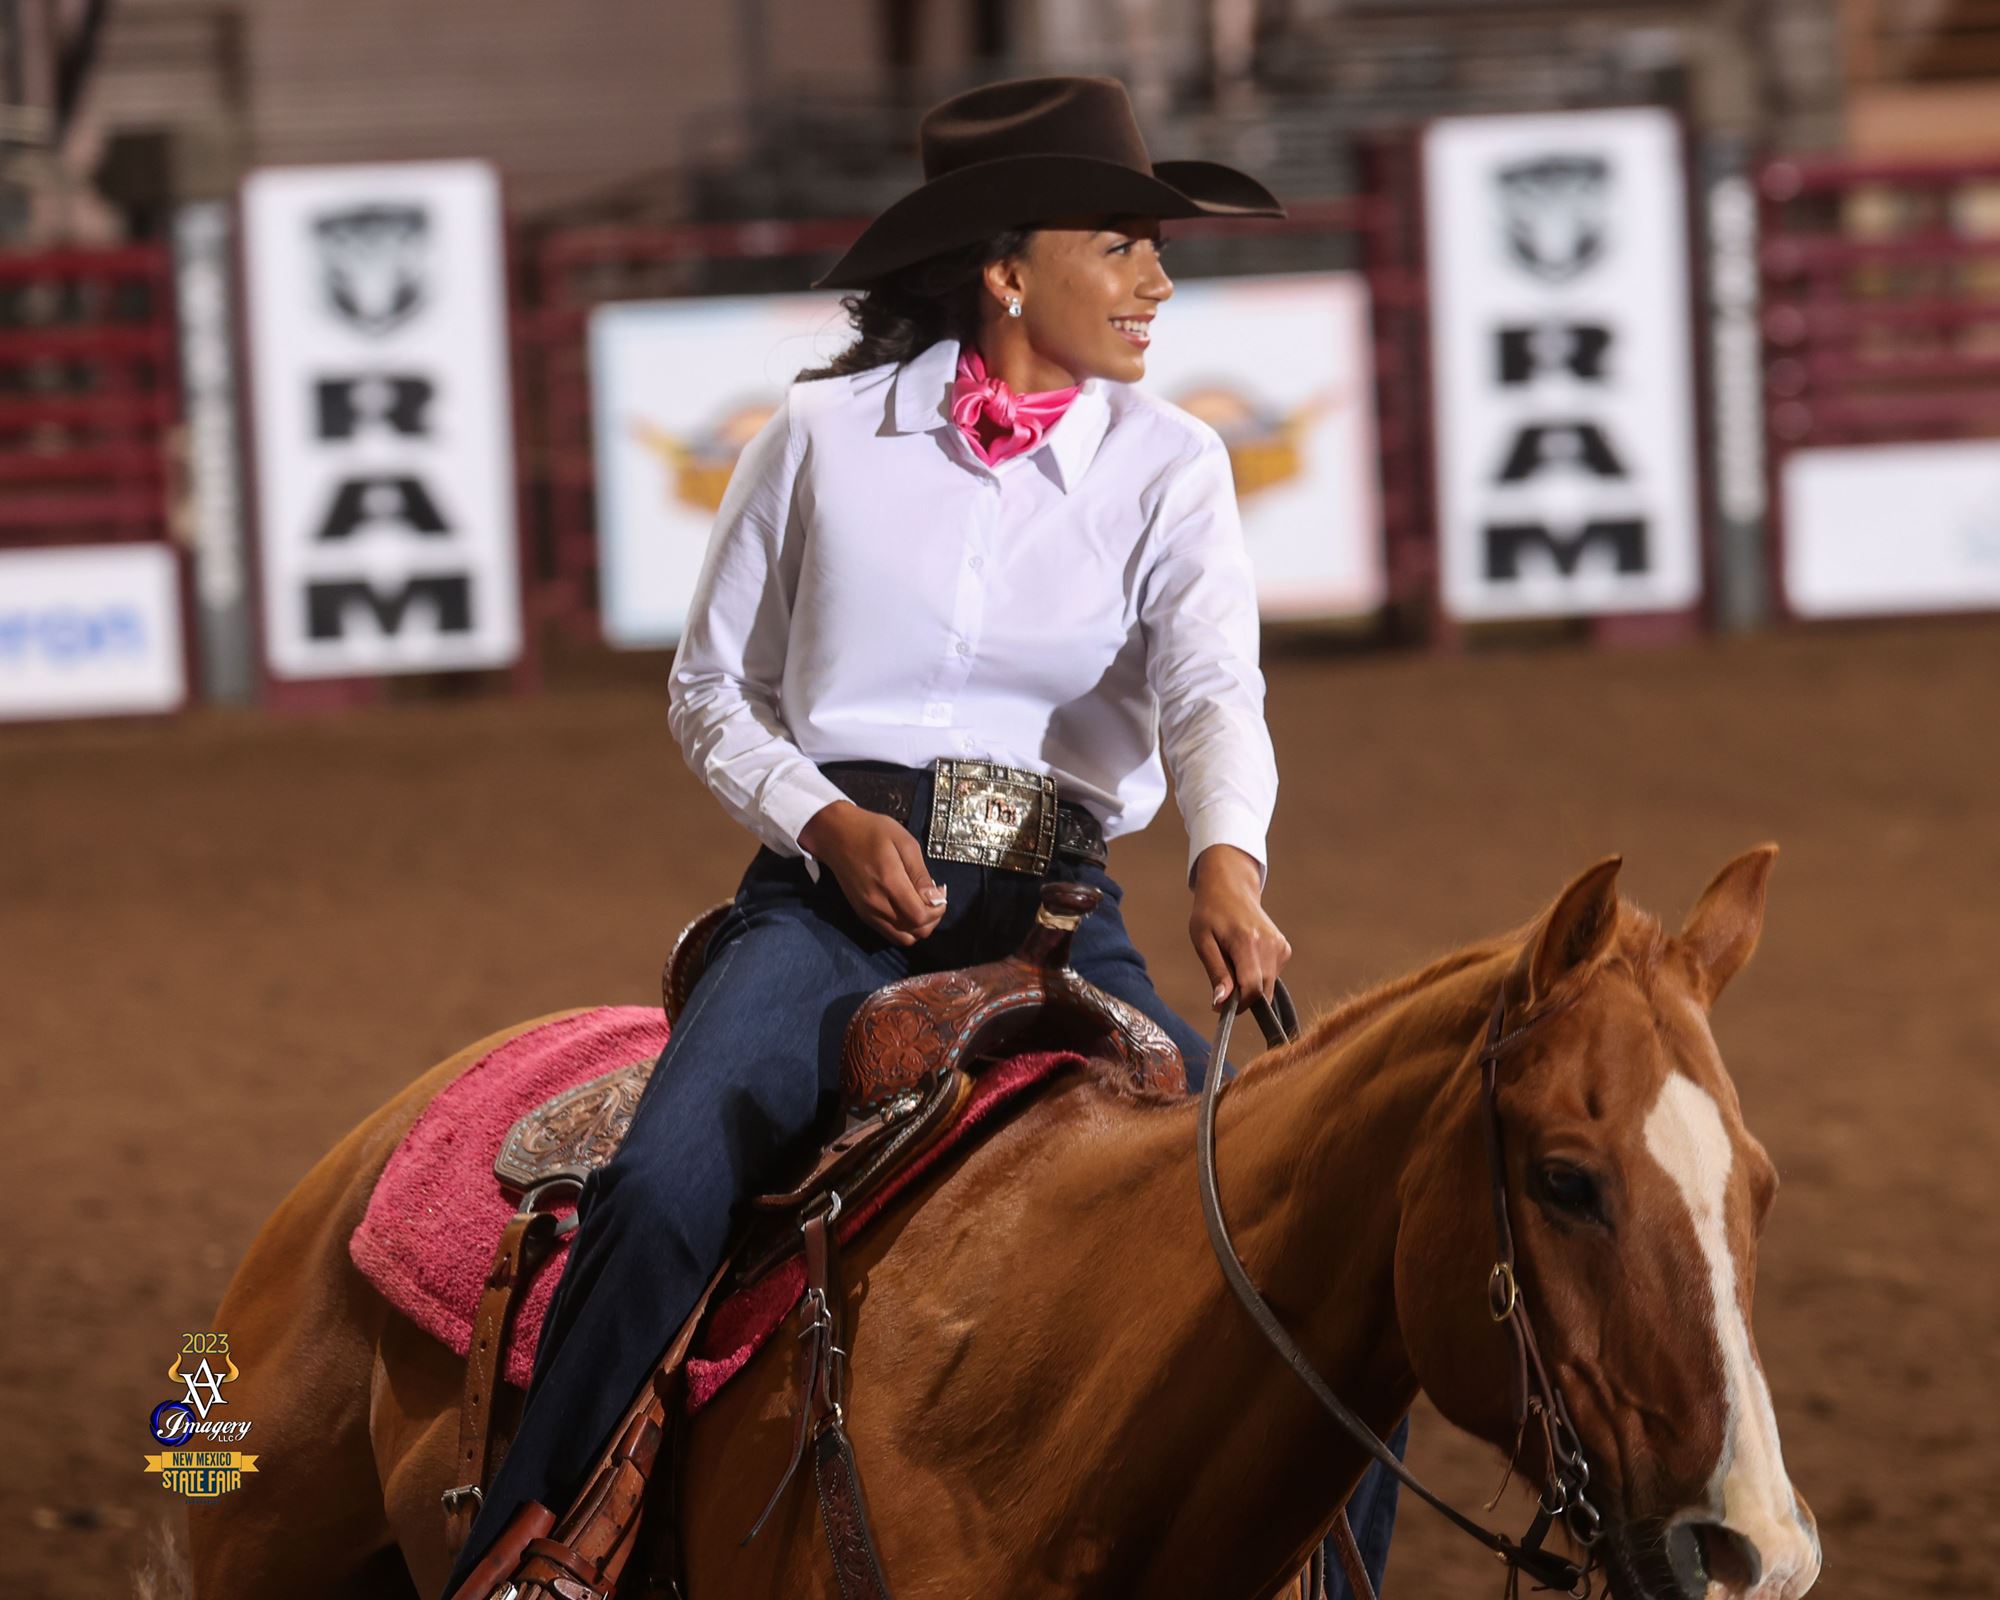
1537;1161;1606;1224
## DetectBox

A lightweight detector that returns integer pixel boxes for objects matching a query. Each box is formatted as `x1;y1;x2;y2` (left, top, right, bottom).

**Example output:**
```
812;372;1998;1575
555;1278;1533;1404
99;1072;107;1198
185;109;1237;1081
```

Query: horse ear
1678;844;1778;1007
1525;855;1624;1005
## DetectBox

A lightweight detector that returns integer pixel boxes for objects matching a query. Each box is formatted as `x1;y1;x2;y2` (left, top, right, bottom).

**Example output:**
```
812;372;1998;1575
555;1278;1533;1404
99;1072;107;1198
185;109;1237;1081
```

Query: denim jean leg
1322;1414;1411;1598
438;888;902;1597
1055;864;1217;1088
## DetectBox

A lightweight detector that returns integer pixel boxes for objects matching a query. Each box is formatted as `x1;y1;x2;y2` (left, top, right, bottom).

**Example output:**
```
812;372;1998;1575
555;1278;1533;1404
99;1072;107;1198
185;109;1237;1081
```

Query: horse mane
1079;899;1675;1107
1297;934;1520;1055
1287;900;1674;1064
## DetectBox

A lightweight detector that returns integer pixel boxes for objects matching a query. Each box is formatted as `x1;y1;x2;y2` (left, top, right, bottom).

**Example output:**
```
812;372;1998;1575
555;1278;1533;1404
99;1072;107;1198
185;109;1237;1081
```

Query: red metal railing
0;243;180;549
1759;153;2000;618
1761;154;2000;450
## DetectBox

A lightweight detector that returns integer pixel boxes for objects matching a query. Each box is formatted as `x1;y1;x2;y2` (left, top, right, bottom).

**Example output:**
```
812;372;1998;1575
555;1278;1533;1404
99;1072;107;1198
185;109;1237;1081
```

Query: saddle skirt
348;1005;1090;1400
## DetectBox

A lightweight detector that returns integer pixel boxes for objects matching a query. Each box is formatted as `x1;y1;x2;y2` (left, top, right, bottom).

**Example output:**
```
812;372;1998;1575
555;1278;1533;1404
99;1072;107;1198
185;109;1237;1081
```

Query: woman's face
985;215;1175;386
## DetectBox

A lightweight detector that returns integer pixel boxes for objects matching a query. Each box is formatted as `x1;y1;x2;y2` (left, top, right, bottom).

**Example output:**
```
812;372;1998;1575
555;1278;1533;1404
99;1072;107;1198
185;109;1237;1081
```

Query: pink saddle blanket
349;1005;1083;1409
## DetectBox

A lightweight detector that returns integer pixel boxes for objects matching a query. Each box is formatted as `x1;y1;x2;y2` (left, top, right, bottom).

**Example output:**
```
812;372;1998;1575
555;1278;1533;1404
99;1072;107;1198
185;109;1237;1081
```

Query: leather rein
1200;983;1605;1599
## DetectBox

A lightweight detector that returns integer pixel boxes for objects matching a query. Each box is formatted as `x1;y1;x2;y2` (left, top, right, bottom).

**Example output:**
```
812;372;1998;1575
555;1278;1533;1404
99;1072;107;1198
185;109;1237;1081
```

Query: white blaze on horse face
1643;1072;1822;1598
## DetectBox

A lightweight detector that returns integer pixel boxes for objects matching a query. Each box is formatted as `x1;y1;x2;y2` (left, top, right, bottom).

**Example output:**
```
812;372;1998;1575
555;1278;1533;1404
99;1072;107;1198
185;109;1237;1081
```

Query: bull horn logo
1496;155;1612;284
312;205;431;335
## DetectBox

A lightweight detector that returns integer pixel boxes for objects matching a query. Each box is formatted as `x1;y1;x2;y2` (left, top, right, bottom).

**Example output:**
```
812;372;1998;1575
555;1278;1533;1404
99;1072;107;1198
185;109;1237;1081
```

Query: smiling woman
792;215;1174;391
431;73;1393;1600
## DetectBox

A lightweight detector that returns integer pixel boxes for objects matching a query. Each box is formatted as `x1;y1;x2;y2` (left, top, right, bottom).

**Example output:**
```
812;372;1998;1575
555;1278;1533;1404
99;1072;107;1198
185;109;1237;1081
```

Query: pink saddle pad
350;1003;1083;1406
350;1006;669;1386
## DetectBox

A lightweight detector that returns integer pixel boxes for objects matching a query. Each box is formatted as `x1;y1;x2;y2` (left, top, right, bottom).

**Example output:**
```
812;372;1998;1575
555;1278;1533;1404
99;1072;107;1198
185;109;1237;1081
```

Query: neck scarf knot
948;345;1081;468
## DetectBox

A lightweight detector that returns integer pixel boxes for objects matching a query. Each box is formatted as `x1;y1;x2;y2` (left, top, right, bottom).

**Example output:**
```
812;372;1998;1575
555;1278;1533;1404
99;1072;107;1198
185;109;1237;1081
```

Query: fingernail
926;886;947;906
1212;982;1230;1007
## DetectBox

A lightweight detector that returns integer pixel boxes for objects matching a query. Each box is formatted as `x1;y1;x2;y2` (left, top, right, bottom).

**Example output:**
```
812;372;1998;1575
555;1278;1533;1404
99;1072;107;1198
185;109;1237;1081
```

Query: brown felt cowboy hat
810;75;1286;290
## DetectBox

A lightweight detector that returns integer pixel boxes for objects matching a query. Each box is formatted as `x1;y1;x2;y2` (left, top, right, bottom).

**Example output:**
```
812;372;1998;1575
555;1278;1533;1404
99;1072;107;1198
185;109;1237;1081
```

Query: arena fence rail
1760;153;2000;621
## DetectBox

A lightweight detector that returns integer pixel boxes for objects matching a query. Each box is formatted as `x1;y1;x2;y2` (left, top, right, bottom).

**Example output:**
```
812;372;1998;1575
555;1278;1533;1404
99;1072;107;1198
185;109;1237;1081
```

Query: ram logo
1495;156;1611;284
312;205;431;335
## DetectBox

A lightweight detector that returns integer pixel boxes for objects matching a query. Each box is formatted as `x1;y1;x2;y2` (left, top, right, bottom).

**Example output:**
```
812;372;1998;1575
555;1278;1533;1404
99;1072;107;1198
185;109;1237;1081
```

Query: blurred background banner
0;0;1994;718
590;291;844;649
1123;270;1383;620
1783;439;2000;616
1425;108;1702;623
0;541;184;719
241;160;520;680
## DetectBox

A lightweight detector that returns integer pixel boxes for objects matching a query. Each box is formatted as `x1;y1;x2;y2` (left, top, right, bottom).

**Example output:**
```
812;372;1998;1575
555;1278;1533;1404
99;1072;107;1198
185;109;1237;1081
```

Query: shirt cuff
762;766;852;879
1186;802;1270;891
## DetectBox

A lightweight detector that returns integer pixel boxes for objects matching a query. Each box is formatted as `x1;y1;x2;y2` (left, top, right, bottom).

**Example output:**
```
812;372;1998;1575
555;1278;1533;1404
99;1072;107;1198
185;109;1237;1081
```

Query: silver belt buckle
927;758;1057;875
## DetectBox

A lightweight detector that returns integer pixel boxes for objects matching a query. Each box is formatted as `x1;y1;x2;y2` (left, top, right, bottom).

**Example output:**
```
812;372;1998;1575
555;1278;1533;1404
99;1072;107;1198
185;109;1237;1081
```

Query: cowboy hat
810;75;1286;290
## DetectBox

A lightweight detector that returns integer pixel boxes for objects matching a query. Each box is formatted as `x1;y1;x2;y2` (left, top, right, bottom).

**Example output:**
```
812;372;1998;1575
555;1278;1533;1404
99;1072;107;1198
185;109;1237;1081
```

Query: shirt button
969;554;984;572
954;640;970;656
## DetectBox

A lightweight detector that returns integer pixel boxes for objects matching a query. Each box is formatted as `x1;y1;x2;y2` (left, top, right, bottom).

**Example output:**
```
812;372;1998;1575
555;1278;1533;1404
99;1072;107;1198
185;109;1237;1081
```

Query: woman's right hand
798;801;947;947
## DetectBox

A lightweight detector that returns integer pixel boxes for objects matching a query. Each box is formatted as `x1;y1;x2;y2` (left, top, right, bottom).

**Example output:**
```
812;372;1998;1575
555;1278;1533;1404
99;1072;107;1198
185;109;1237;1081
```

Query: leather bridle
1199;982;1605;1599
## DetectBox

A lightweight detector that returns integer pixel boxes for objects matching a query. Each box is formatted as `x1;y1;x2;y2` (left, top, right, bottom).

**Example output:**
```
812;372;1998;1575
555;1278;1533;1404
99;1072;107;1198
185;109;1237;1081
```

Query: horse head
1395;848;1822;1600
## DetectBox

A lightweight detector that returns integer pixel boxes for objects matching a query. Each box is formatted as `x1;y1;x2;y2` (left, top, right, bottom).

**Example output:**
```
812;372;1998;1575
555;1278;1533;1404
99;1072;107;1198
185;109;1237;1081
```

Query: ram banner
242;160;520;679
1426;108;1702;621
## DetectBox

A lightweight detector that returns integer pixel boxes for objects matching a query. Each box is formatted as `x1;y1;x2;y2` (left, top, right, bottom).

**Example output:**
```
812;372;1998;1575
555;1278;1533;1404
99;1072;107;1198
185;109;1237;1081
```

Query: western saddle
443;882;1189;1599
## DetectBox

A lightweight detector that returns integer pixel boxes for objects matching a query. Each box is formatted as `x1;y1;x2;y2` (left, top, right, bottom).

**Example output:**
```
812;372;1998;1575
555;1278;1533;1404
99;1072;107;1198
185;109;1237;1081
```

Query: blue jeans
444;817;1405;1594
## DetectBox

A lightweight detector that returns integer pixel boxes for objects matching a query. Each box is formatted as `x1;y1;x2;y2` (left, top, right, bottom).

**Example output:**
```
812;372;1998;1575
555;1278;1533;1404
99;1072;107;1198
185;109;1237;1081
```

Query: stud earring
1006;298;1022;318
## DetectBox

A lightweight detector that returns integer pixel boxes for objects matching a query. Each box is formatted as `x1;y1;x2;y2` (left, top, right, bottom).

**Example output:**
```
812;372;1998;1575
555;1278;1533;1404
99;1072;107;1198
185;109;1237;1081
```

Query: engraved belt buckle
927;758;1057;875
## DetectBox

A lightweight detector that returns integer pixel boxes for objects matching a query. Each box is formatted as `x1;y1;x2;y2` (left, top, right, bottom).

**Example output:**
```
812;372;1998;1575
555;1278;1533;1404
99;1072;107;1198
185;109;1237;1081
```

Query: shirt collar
889;336;1111;494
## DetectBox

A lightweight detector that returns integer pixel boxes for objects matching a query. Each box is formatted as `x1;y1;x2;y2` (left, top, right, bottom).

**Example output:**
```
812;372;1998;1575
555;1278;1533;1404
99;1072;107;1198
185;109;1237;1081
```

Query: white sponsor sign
1138;271;1383;619
592;294;848;648
1783;440;2000;617
0;544;186;720
243;161;520;678
1426;108;1702;620
592;274;1383;646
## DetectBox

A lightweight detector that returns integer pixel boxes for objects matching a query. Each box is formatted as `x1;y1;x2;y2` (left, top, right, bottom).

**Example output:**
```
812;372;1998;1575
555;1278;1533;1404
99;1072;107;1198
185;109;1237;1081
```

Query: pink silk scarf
948;345;1081;467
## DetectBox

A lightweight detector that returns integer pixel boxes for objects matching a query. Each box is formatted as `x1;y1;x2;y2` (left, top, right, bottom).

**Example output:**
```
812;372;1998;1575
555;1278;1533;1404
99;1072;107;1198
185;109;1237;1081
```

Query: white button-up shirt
667;334;1278;883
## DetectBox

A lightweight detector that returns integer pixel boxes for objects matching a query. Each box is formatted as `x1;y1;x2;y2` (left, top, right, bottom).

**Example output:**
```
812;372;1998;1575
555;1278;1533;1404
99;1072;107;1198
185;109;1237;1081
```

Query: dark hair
794;227;1033;383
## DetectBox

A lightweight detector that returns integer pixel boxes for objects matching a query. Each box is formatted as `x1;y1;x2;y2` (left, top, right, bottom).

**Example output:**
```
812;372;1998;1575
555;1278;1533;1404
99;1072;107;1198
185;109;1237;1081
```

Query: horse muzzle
1601;1510;1822;1600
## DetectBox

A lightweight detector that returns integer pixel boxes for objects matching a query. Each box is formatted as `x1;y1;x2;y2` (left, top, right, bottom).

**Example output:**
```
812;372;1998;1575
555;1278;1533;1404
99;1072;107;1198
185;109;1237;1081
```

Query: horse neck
1008;948;1514;1593
1208;948;1511;1353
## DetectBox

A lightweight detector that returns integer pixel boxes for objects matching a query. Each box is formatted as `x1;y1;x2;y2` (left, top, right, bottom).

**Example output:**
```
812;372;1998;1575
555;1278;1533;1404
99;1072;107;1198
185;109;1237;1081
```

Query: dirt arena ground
6;618;1995;1599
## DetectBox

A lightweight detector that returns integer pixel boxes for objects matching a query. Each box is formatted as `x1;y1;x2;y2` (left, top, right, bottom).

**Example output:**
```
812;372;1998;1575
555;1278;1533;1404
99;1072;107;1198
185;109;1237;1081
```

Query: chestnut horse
188;849;1821;1600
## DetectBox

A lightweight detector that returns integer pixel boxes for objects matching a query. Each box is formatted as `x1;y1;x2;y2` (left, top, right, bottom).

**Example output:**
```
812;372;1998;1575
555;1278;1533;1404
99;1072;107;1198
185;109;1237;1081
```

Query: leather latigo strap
444;1207;562;1554
815;1428;893;1600
742;1205;894;1600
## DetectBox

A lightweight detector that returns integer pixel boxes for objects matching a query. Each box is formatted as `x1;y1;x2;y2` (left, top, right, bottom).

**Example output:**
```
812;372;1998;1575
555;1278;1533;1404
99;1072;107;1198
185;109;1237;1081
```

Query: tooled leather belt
820;758;1107;874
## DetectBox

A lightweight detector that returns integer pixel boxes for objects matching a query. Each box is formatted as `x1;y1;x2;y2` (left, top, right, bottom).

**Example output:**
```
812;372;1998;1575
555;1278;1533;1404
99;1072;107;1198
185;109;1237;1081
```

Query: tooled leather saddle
442;882;1185;1577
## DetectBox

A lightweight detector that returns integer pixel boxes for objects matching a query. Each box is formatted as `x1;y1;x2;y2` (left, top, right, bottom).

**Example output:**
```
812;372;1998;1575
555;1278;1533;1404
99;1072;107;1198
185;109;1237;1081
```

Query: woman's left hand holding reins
1189;844;1291;1012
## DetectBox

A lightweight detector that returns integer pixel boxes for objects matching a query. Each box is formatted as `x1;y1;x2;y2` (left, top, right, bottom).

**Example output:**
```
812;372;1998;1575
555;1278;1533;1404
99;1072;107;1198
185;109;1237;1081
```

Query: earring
1007;298;1022;318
